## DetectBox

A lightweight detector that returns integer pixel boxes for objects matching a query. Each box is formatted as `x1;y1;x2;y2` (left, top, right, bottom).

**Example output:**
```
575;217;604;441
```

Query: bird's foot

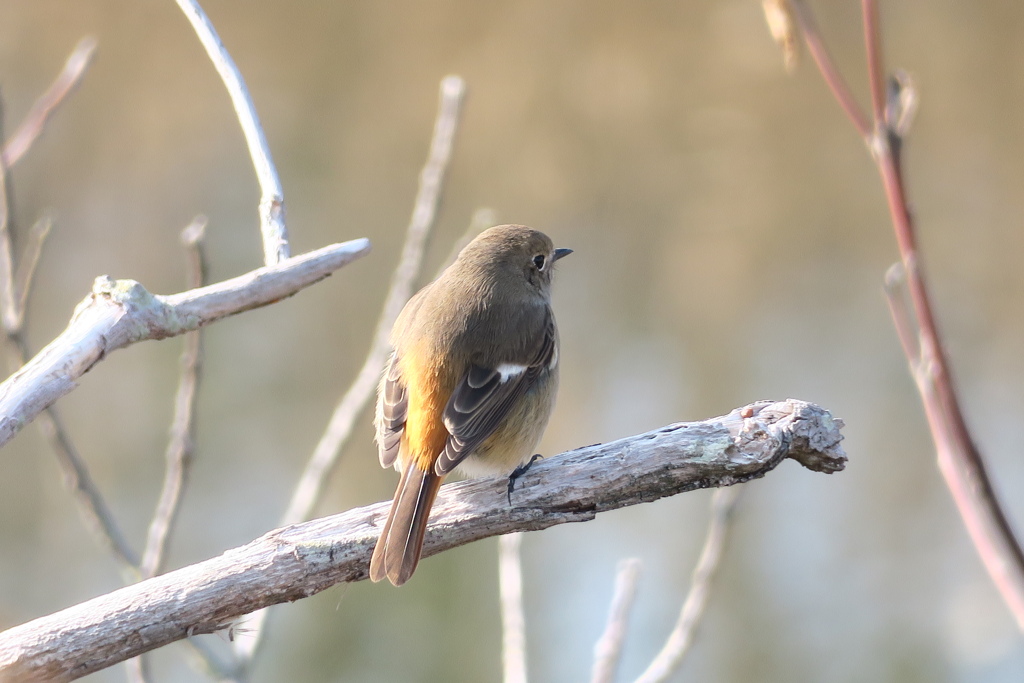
507;454;544;505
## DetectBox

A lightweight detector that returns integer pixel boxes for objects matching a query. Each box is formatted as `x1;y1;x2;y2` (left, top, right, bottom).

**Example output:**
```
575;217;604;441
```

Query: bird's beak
553;248;573;261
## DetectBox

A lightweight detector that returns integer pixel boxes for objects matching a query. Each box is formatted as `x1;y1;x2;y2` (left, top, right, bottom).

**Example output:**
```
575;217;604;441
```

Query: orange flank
399;351;452;472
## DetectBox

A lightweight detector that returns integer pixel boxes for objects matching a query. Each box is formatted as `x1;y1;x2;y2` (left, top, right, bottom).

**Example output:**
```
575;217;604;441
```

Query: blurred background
2;1;1024;681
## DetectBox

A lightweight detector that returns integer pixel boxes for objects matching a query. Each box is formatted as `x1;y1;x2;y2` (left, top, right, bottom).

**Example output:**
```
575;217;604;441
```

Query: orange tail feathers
370;463;443;586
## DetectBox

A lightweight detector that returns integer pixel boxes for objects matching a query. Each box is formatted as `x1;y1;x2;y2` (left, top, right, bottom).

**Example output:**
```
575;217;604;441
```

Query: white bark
0;399;845;682
0;238;370;449
174;0;290;265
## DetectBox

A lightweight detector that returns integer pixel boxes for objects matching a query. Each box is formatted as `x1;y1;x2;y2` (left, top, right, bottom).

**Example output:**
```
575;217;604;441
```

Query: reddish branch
784;0;1024;631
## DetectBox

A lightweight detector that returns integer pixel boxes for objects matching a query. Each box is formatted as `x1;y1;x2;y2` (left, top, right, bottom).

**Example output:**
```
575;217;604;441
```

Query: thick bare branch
173;0;289;265
0;399;845;682
0;238;370;450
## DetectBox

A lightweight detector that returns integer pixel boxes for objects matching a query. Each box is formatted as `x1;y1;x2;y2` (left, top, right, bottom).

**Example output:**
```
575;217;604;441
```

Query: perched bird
371;224;571;586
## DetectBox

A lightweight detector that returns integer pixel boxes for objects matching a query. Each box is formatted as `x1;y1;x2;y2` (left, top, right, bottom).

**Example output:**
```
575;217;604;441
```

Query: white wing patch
495;363;528;382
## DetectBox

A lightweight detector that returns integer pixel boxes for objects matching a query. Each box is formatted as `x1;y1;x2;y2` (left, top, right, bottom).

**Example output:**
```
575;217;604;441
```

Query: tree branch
139;217;209;579
633;487;740;683
0;399;845;682
12;214;53;332
0;238;370;451
786;1;871;139
0;98;139;572
231;74;466;671
130;220;210;681
279;74;466;528
1;37;97;170
499;532;528;683
173;0;289;265
590;558;642;683
767;0;1024;634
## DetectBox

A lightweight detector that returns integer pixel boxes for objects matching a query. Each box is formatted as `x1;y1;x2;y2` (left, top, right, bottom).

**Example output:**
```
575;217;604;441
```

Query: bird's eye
533;254;546;270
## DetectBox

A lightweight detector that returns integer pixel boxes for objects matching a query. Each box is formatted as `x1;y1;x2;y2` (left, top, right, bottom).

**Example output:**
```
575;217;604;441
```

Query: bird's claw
507;453;544;505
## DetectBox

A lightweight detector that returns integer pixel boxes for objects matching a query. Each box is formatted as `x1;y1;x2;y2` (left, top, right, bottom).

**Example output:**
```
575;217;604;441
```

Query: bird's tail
369;463;443;586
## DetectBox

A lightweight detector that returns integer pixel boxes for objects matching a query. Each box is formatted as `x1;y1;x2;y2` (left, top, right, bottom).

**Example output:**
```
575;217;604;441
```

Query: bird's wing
376;351;407;468
435;310;556;475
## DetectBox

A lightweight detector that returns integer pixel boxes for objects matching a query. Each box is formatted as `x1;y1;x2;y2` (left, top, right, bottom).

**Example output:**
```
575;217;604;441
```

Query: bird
370;224;571;586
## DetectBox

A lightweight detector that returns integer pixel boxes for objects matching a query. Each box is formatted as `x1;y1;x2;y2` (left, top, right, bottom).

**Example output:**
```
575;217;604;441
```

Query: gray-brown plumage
371;224;570;585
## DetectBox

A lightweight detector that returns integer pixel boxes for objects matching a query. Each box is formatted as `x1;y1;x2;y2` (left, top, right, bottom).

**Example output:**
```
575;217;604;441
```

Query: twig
136;219;219;680
1;37;97;169
499;533;528;683
13;214;53;329
590;559;642;683
777;0;1024;633
184;637;238;682
140;218;208;579
861;0;886;125
0;120;19;333
633;487;740;683
123;656;150;683
761;0;800;73
0;399;846;682
437;206;496;271
786;1;871;139
35;408;140;572
280;75;465;528
173;0;289;265
0;238;370;450
0;110;138;572
232;73;466;669
882;262;918;361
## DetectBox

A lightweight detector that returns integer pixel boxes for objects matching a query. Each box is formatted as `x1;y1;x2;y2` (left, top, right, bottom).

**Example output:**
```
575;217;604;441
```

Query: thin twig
2;37;97;169
882;262;918;361
0;399;845;682
13;214;53;330
134;219;215;681
280;74;466;528
173;0;289;265
633;487;740;683
499;533;528;683
140;217;208;579
778;0;1024;633
36;409;141;572
591;559;642;683
437;206;496;272
232;74;466;670
0;118;19;333
787;1;871;139
761;0;801;73
0;107;138;574
184;637;239;682
861;0;886;125
123;656;150;683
